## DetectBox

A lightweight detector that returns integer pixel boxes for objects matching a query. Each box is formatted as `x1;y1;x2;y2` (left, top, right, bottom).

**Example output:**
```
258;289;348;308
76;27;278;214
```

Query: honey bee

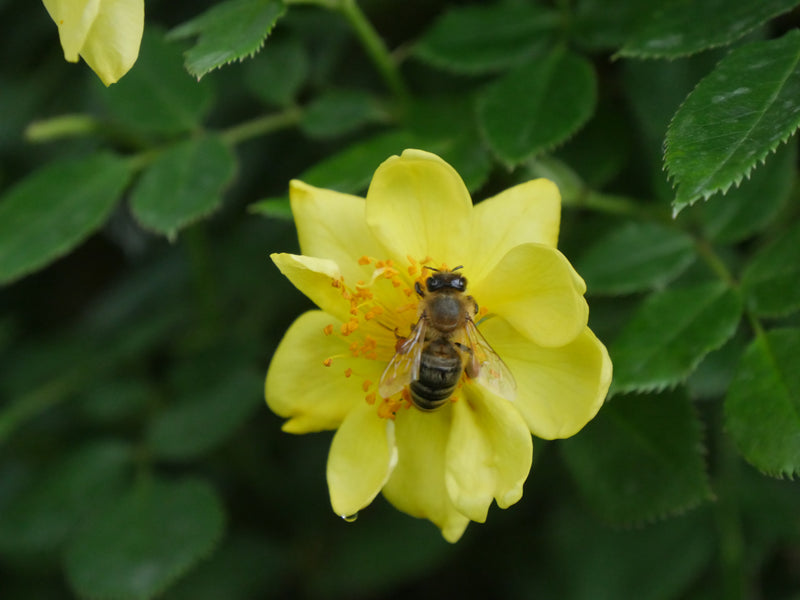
379;267;516;411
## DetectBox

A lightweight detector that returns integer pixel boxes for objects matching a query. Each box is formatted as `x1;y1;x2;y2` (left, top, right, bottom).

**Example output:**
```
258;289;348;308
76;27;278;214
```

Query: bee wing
378;318;427;399
462;318;517;401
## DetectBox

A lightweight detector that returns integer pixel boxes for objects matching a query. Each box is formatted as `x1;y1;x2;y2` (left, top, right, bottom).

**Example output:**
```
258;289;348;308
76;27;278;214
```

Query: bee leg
415;281;424;297
456;342;481;378
467;295;479;316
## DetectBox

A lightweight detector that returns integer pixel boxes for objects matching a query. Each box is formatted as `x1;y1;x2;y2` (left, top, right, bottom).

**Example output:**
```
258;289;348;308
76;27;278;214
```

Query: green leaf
404;96;493;193
0;441;132;555
104;29;213;135
299;129;419;194
741;221;800;317
622;51;724;201
571;0;655;51
618;0;800;59
162;534;287;600
412;3;558;74
244;35;308;106
147;369;263;461
130;136;237;238
698;138;796;243
725;329;800;477
248;197;292;220
665;31;800;211
0;154;131;285
477;49;596;166
300;89;386;139
561;389;712;524
169;0;287;79
610;282;742;395
576;222;697;296
64;478;225;600
553;100;632;188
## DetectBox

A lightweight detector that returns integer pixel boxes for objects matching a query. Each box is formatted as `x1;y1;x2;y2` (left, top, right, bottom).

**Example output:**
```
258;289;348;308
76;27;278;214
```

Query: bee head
424;267;466;294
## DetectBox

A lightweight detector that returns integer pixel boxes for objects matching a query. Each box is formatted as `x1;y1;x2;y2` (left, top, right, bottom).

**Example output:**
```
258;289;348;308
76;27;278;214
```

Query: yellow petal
445;389;532;522
43;0;101;61
382;405;470;542
365;149;472;269
327;402;398;518
470;243;589;348
265;310;383;433
79;0;144;85
271;253;351;323
470;179;561;282
290;180;387;285
481;318;612;439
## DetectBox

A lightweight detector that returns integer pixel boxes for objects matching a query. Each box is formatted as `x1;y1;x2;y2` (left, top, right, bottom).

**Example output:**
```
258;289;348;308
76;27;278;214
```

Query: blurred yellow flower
266;149;612;542
42;0;144;85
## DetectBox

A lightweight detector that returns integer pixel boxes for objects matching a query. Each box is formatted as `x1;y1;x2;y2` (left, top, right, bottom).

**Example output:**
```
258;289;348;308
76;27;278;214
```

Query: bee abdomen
409;344;462;411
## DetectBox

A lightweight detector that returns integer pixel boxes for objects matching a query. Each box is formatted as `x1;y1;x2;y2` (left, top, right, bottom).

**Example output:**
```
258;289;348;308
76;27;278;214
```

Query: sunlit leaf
577;221;696;296
610;282;742;395
0;154;131;285
130;136;237;238
725;329;800;477
665;31;800;211
561;389;712;524
741;221;800;317
65;478;225;600
478;49;596;166
618;0;800;58
413;3;558;74
169;0;287;79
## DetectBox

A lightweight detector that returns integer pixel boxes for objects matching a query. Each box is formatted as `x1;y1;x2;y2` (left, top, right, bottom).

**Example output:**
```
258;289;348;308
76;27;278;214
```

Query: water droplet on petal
342;513;358;523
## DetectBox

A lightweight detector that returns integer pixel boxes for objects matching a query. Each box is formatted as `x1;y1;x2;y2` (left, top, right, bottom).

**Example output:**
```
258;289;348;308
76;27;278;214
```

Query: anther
344;368;353;378
322;358;333;367
323;324;334;336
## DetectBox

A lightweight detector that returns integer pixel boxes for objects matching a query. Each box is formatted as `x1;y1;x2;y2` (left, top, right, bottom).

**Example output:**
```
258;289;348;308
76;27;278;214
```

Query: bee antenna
452;265;464;271
422;265;439;272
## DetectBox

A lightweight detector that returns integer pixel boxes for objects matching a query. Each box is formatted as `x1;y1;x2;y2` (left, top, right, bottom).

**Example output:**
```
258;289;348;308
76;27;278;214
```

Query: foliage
1;0;800;598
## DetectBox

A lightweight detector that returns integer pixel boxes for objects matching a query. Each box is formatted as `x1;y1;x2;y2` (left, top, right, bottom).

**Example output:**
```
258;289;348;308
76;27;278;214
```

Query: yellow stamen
322;358;333;367
344;368;353;378
323;324;334;336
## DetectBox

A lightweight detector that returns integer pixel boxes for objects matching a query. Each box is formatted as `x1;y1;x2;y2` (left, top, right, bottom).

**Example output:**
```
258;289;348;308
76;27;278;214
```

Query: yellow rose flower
43;0;144;86
266;149;612;542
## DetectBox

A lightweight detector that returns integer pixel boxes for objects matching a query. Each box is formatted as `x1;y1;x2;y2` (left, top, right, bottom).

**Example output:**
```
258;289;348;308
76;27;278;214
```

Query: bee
379;267;516;411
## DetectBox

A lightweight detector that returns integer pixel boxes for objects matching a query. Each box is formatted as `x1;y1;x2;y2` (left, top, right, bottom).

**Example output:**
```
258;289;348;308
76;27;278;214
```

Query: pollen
323;324;334;336
344;368;353;378
322;358;333;367
358;256;371;265
362;379;373;392
365;392;376;405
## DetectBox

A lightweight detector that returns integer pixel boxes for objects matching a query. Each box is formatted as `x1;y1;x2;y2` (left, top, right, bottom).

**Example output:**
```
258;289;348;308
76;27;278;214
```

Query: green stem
289;0;408;100
339;0;409;100
220;106;303;146
713;417;747;600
